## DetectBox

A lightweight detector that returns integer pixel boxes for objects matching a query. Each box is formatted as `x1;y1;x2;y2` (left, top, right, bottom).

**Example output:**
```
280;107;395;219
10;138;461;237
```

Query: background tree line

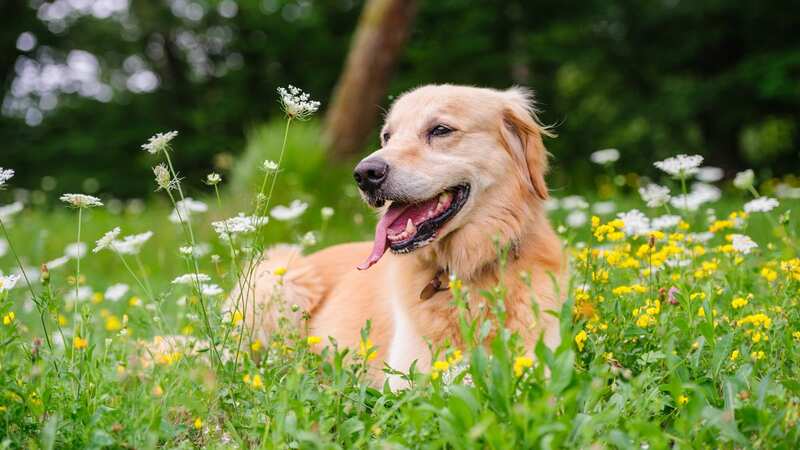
2;0;798;198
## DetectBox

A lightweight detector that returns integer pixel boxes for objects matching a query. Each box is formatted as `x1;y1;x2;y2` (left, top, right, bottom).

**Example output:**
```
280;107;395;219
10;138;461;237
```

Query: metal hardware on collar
420;268;448;300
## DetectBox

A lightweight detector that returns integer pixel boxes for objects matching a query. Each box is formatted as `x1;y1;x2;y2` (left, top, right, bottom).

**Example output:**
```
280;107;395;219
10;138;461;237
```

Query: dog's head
355;84;552;271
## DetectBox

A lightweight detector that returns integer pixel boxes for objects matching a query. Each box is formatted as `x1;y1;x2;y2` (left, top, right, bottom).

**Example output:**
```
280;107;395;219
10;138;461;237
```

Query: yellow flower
677;395;689;406
128;296;141;307
152;385;163;397
447;350;463;365
2;312;14;325
156;351;182;366
760;267;778;282
73;336;88;350
358;339;376;361
250;339;263;352
752;351;765;361
697;307;706;318
193;417;203;430
513;356;533;377
232;310;243;326
105;315;122;332
730;350;740;361
574;330;588;351
306;336;321;346
433;360;450;371
58;314;68;326
91;292;104;304
251;374;263;389
731;297;748;309
792;331;800;341
273;266;287;276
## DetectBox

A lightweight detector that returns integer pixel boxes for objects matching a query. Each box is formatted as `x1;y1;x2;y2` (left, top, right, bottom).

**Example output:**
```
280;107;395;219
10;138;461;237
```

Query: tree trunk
323;0;417;159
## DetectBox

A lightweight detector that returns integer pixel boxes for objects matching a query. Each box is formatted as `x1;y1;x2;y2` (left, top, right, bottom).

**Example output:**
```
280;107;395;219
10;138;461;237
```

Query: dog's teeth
405;218;417;235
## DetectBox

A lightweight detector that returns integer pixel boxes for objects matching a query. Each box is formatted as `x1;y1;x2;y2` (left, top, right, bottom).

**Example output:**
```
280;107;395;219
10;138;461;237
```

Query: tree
323;0;417;159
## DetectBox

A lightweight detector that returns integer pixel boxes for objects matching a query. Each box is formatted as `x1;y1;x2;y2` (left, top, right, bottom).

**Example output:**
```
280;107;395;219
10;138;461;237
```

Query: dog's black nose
353;158;389;192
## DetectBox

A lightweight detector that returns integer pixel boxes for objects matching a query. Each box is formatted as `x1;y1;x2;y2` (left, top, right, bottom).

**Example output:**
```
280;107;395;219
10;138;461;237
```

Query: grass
1;121;800;448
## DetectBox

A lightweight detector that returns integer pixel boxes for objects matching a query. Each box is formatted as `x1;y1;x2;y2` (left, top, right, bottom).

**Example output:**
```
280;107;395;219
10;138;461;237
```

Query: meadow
2;93;800;449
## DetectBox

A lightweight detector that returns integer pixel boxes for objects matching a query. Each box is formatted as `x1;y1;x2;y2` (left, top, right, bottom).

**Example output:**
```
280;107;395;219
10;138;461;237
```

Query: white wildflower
670;183;721;211
775;183;800;199
153;164;175;191
743;197;779;213
93;227;121;253
205;172;221;185
172;273;211;285
590;148;620;165
65;242;87;259
0;168;14;189
141;131;178;154
277;85;320;120
543;198;560;211
638;184;671;208
591;201;616;215
696;166;724;183
730;234;758;255
653;154;703;178
733;170;755;190
200;284;223;296
65;285;92;302
105;283;129;302
0;274;20;292
617;209;651;236
651;214;682;230
560;195;589;210
301;231;317;247
179;246;193;255
262;160;279;172
688;232;714;243
0;202;24;221
212;213;267;240
270;200;308;221
321;207;335;220
566;210;587;228
112;231;154;255
60;193;103;208
169;198;208;224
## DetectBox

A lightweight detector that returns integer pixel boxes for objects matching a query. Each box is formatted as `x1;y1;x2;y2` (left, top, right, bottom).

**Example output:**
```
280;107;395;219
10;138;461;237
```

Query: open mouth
358;184;470;270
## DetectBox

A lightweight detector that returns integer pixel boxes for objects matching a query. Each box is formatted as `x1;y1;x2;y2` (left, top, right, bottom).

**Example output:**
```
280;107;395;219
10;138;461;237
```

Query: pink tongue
357;205;409;270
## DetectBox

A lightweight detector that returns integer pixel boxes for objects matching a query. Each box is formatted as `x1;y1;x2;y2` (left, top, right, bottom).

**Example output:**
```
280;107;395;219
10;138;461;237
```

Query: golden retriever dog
231;84;565;387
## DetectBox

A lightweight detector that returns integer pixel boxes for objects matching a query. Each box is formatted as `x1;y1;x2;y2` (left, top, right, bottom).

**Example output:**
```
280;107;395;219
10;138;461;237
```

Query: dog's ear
499;87;553;200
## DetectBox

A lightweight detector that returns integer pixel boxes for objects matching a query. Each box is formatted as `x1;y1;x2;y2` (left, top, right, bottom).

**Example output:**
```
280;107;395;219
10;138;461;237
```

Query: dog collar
420;268;448;300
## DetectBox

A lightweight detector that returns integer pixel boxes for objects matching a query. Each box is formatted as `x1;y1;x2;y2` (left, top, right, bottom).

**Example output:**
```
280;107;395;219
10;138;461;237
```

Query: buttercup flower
590;148;620;165
513;356;534;376
733;169;755;190
141;131;178;154
277;85;320;120
60;193;103;208
744;197;779;214
654;154;703;178
639;184;671;208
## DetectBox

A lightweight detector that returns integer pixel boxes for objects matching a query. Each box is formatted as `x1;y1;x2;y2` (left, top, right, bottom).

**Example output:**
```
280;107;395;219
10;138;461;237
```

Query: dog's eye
381;131;391;144
429;125;453;138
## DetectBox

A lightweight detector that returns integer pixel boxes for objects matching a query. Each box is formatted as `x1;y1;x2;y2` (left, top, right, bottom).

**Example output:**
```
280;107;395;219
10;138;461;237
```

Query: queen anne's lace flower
617;209;651;236
212;213;268;240
0;168;14;189
654;154;703;178
169;198;208;224
65;242;87;259
733;170;755;190
744;197;779;213
93;227;121;253
590;148;620;165
696;166;724;183
651;214;682;230
113;231;154;255
639;184;671;208
270;200;308;221
731;234;758;254
0;202;24;221
200;284;223;296
105;283;129;301
0;273;20;292
277;85;320;120
60;193;103;208
670;183;721;211
172;273;211;285
141;131;178;154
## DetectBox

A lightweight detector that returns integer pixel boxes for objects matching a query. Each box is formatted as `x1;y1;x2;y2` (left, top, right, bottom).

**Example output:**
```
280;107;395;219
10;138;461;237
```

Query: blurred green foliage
2;0;799;198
